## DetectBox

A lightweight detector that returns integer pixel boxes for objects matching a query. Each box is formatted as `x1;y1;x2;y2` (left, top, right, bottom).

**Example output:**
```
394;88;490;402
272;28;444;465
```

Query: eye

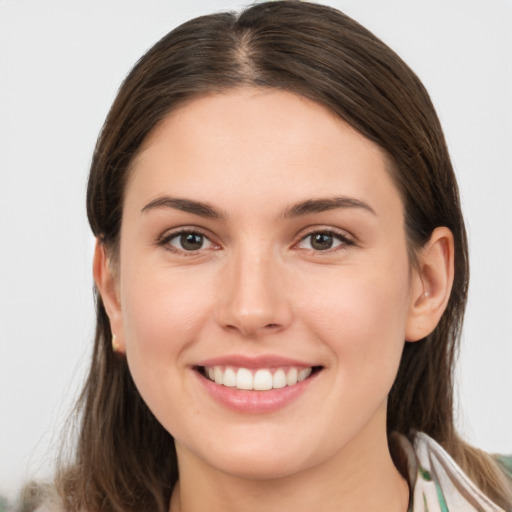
297;230;352;252
161;230;218;253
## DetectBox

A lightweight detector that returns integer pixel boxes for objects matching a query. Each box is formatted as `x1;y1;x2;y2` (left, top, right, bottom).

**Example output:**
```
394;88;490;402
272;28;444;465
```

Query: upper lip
194;354;319;369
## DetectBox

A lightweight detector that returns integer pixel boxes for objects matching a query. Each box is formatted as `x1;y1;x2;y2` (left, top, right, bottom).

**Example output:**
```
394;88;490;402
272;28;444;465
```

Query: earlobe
93;239;126;353
405;227;455;342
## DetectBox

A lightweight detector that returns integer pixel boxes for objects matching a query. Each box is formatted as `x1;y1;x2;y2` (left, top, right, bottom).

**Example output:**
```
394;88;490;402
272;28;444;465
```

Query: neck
169;414;409;512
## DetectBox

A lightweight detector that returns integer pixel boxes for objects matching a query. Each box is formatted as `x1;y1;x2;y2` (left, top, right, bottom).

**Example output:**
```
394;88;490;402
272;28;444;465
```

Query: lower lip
194;370;320;414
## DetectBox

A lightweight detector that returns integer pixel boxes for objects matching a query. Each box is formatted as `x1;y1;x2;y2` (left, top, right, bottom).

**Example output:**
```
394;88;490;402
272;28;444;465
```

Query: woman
24;1;512;511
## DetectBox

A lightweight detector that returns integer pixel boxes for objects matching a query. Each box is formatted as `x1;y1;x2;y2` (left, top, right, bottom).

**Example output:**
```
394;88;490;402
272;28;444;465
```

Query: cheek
296;256;411;378
118;262;219;431
119;261;215;377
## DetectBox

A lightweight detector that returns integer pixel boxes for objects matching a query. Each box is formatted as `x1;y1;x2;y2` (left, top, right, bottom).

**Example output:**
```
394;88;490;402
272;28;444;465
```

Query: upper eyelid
159;226;215;241
157;227;220;252
156;225;355;249
158;233;221;261
295;226;354;242
292;228;356;255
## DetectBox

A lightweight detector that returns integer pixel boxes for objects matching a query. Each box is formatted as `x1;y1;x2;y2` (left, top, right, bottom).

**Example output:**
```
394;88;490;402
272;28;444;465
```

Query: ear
93;239;126;353
405;227;455;342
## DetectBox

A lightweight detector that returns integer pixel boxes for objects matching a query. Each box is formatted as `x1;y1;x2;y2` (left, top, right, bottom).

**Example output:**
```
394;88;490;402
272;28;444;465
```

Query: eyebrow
140;195;375;220
281;197;376;218
141;197;226;219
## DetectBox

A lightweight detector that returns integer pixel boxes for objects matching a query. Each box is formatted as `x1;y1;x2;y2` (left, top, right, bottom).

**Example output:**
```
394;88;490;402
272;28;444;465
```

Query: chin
177;431;316;481
212;450;310;481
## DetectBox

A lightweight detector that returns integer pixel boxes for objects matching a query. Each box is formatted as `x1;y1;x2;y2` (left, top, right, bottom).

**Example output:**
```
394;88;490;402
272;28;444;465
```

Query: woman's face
110;88;421;479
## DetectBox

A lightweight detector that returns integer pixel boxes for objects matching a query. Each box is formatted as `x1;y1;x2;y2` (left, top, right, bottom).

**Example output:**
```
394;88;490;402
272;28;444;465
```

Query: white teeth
272;368;287;389
203;365;315;391
286;367;298;386
236;368;253;390
223;367;237;387
253;369;273;391
298;367;312;382
214;366;223;385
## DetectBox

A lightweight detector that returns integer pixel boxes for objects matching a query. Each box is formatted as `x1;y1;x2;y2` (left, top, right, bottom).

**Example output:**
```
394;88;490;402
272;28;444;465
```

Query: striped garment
396;432;510;512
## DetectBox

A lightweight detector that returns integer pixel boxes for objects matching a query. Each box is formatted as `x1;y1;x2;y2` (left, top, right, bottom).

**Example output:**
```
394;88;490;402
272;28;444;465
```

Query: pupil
181;233;203;250
311;233;333;250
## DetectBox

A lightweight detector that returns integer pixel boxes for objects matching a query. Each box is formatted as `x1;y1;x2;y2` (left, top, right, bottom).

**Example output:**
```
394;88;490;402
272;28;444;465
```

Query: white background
1;0;511;501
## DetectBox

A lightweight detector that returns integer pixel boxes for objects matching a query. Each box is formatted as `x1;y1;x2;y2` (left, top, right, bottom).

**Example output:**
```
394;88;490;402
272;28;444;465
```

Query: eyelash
157;228;219;256
157;228;354;255
296;229;354;254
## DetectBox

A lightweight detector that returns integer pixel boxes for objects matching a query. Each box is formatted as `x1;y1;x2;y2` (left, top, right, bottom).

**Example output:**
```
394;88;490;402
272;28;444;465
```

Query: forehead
125;88;402;220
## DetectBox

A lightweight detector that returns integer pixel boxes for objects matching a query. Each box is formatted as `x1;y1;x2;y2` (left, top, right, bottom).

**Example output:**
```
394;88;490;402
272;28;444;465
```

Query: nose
215;247;292;338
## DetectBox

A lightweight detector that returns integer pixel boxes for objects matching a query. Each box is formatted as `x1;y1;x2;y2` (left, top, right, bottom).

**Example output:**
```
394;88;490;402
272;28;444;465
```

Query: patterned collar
394;432;505;512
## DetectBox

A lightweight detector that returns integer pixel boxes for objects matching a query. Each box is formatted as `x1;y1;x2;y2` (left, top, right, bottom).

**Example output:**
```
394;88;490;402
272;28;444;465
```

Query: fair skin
94;88;454;512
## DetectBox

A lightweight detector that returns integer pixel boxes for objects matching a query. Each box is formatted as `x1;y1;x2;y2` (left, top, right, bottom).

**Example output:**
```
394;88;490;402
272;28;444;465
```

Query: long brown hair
54;2;511;511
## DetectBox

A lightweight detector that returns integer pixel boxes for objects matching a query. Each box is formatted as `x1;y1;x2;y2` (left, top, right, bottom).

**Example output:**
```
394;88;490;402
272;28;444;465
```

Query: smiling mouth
196;365;323;391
